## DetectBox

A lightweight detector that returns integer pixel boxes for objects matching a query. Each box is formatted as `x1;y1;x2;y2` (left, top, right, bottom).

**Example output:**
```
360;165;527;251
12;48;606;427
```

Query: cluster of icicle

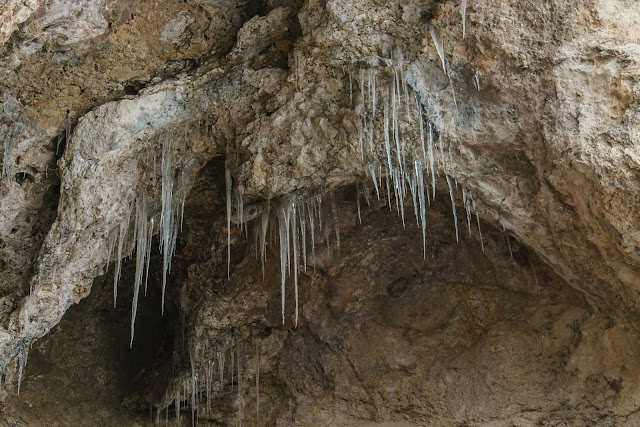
220;21;484;331
156;340;260;426
9;1;488;397
226;186;342;327
351;56;484;255
107;133;188;348
222;55;486;330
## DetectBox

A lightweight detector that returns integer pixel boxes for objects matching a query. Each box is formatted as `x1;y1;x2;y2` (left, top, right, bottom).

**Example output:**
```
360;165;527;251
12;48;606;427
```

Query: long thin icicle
474;200;485;253
278;206;290;324
260;201;270;278
291;202;299;326
113;200;134;308
160;135;174;314
144;218;153;296
131;193;149;347
416;161;427;257
226;167;232;280
299;203;307;271
428;124;436;199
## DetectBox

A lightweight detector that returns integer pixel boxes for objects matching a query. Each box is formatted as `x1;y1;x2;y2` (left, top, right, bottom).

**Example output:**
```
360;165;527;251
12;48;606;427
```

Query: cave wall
0;0;639;425
6;166;640;425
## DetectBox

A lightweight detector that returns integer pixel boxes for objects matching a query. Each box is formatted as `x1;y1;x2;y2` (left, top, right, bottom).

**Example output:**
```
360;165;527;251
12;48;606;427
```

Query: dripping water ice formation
7;7;495;422
147;9;487;424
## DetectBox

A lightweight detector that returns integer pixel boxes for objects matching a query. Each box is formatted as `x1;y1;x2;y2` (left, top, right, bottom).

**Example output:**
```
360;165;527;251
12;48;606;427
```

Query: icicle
285;206;291;276
430;27;447;73
391;169;399;214
356;183;362;224
446;176;459;243
371;69;377;119
383;93;393;174
105;231;116;286
16;339;30;395
475;208;484;253
392;76;403;176
226;168;232;280
291;201;300;327
461;0;468;39
113;225;124;307
395;172;406;227
385;171;392;210
299;203;307;271
114;200;134;308
416;161;427;257
316;194;323;231
463;189;473;236
428;124;436;198
131;193;149;348
260;201;270;279
238;188;245;234
160;135;174;314
144;218;153;297
369;164;380;200
409;171;419;226
504;225;513;261
419;106;426;162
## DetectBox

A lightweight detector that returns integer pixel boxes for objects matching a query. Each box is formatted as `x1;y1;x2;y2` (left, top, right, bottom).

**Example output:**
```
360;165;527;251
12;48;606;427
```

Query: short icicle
461;0;468;39
430;27;447;73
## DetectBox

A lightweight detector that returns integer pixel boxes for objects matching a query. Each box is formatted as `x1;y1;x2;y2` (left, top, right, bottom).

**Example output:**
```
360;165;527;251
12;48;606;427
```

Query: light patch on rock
160;11;195;45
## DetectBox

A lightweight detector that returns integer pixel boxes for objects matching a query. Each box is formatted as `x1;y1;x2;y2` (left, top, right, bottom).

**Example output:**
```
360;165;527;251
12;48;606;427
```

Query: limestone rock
0;0;639;425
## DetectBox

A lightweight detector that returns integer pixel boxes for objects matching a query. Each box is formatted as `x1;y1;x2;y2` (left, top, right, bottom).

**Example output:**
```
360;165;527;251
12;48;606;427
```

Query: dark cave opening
8;239;181;425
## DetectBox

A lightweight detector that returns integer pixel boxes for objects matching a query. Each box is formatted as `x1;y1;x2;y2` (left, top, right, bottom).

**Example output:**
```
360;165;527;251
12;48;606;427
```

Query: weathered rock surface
6;172;640;426
0;0;639;425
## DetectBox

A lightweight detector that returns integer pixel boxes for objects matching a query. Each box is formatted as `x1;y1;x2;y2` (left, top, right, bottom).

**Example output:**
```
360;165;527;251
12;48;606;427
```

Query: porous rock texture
0;0;639;425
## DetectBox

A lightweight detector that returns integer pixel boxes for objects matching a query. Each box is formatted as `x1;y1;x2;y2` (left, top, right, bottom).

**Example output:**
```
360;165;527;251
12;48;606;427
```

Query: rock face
0;0;639;425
